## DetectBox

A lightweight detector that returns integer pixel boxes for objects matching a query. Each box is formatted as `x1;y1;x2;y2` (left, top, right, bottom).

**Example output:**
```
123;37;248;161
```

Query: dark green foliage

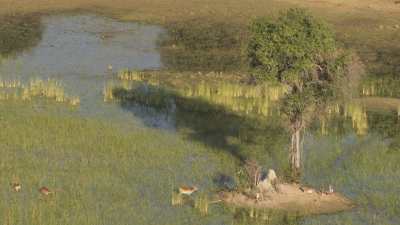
248;9;335;81
248;8;356;124
0;14;42;57
160;19;247;71
247;8;362;175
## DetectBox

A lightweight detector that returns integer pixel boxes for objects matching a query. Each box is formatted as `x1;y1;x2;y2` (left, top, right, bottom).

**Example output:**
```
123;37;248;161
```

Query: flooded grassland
0;9;399;225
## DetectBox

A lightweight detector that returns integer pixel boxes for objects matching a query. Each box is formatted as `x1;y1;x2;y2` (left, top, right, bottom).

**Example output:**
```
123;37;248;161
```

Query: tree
248;8;361;177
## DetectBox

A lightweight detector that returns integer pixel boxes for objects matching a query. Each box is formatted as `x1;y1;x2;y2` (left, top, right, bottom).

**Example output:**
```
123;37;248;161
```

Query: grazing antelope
39;187;52;196
11;183;21;192
178;186;198;195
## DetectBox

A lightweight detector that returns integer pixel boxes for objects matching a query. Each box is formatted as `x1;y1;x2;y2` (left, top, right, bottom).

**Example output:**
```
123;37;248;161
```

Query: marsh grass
117;69;144;81
111;72;287;117
0;84;398;224
0;101;239;224
361;76;400;98
0;78;80;106
303;129;400;225
194;194;209;215
171;191;184;206
108;76;373;137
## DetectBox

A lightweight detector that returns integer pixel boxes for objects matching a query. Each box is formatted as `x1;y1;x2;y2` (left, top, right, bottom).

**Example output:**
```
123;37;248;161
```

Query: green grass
0;101;239;224
303;128;400;225
0;90;399;224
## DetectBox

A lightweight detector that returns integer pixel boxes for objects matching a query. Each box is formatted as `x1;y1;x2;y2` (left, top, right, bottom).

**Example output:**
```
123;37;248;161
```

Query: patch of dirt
219;183;355;215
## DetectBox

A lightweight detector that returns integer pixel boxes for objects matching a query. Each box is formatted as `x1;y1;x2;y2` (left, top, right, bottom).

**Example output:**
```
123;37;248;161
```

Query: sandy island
219;183;355;215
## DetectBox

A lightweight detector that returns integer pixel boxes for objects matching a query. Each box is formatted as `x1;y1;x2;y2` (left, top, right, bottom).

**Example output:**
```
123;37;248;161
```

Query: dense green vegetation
160;19;247;72
0;14;42;57
247;9;361;176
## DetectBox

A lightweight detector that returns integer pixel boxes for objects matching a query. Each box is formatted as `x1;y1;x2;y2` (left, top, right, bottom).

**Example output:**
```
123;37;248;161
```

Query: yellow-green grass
0;101;237;224
0;78;80;106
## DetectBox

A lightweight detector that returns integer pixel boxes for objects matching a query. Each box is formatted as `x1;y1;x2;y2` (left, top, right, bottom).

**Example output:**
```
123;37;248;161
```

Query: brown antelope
39;187;52;196
178;186;198;195
11;183;21;192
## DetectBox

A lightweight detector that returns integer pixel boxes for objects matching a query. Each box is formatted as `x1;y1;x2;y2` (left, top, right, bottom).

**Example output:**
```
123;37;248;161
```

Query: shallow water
0;13;399;225
0;14;166;127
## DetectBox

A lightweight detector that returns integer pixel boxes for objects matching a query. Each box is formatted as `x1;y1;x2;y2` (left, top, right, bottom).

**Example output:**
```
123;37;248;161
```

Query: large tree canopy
247;8;362;176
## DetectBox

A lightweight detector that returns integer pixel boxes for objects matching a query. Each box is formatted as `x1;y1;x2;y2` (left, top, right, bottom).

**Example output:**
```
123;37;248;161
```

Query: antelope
11;183;21;192
39;187;52;196
178;186;198;195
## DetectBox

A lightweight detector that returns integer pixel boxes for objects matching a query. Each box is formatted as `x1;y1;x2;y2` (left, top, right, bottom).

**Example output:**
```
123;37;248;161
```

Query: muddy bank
220;183;355;215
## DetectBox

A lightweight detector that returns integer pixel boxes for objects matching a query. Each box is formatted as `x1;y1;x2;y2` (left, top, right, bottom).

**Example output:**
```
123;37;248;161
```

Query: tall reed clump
319;102;368;136
171;192;184;206
103;80;136;102
117;69;144;81
344;103;368;135
0;78;80;106
194;194;209;215
361;77;400;98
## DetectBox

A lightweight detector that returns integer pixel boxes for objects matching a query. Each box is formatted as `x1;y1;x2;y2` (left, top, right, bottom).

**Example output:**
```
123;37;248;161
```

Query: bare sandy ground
220;183;355;215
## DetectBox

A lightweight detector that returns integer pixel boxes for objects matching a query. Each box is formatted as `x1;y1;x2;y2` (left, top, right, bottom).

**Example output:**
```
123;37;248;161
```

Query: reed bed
0;78;80;106
319;102;368;136
361;77;400;98
109;72;371;135
345;103;368;136
117;69;144;81
112;70;287;117
171;192;184;206
194;194;209;215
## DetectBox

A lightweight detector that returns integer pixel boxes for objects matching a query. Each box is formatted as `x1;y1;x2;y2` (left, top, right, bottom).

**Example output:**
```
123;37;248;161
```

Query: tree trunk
290;121;302;178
